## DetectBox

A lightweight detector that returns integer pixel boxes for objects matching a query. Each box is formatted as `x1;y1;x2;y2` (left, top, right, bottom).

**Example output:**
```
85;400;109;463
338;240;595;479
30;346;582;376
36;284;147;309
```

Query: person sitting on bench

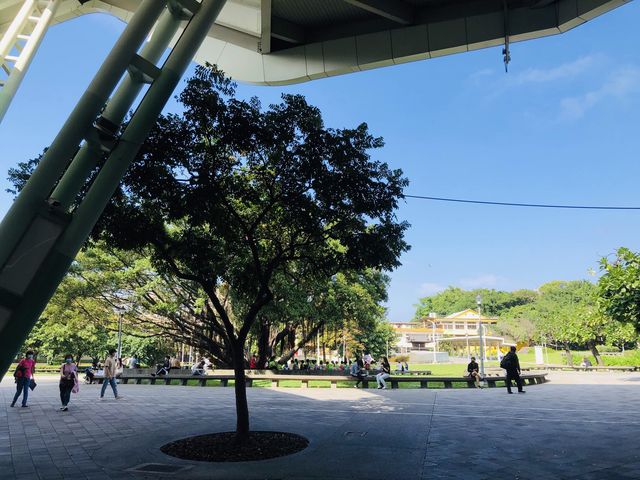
467;357;482;388
152;356;171;376
191;360;206;376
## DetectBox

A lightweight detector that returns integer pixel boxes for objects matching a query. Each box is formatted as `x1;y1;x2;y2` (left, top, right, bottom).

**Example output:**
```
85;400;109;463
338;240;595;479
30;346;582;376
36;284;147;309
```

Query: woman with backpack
59;354;78;411
11;350;36;408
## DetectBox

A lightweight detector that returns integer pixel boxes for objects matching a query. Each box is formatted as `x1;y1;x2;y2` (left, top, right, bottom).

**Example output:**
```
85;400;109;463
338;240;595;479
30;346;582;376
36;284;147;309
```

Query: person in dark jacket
152;356;170;376
501;346;525;394
466;357;482;388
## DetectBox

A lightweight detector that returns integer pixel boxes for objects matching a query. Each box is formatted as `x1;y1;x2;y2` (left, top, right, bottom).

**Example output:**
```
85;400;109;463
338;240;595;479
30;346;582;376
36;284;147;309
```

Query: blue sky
1;3;639;323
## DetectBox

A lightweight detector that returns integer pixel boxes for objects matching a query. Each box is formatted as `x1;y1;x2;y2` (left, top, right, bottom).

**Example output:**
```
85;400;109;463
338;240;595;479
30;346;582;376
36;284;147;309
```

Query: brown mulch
160;431;309;462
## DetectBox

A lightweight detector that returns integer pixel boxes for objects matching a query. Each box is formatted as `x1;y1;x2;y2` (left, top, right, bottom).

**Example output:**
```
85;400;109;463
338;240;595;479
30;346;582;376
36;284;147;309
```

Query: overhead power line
404;195;640;210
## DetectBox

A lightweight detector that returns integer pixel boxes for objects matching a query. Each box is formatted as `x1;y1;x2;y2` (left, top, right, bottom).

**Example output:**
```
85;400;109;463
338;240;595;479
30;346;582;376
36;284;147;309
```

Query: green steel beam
50;5;184;209
0;0;167;270
0;0;228;381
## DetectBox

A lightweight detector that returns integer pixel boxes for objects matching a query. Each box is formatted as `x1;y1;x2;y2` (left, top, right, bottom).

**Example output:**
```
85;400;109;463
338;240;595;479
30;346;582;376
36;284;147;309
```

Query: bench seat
95;372;548;389
543;365;637;372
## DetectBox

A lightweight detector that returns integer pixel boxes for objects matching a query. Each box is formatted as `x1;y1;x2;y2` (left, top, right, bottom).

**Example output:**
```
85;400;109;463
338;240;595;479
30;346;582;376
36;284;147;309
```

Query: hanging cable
404;195;640;210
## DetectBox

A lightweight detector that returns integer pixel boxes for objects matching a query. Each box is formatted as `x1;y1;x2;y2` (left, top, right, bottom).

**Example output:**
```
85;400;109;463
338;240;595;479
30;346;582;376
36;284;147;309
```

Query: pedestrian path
2;373;640;479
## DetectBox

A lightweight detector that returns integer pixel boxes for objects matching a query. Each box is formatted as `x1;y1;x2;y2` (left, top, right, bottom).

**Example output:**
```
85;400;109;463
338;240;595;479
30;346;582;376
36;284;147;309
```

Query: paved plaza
2;372;640;480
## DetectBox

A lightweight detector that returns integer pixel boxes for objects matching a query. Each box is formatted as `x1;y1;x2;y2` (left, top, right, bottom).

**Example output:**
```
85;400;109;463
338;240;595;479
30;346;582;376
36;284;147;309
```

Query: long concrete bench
96;372;548;389
543;365;637;372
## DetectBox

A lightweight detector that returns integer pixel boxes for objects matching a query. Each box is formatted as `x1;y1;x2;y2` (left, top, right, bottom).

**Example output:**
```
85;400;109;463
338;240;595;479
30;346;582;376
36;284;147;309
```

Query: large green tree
9;66;409;443
250;268;393;366
20;245;184;365
598;247;640;331
506;281;609;365
120;67;408;442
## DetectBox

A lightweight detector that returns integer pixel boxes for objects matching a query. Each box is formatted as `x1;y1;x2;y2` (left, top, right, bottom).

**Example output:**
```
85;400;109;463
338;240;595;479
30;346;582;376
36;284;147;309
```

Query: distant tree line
413;276;638;366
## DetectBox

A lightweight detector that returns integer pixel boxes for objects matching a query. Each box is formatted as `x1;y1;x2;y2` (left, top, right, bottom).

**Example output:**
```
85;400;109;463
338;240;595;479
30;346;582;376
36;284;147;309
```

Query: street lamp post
476;295;485;379
116;306;124;359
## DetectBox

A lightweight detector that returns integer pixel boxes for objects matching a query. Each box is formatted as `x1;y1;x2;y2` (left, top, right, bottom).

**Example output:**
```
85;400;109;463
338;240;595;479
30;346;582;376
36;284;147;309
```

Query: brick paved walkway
2;373;640;479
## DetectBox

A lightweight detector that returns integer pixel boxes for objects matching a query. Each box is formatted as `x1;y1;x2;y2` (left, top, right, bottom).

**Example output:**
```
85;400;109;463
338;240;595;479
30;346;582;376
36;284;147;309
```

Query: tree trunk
270;326;291;357
564;344;573;366
587;341;604;366
231;342;250;444
277;320;325;364
257;320;270;368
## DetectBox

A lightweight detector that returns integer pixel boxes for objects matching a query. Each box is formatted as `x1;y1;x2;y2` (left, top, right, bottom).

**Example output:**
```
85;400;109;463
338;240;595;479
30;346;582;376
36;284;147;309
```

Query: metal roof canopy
0;0;631;85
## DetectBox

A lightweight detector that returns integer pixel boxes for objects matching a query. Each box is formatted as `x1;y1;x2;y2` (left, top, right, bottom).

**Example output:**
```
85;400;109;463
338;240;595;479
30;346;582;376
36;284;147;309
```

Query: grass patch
408;363;500;376
271;380;301;388
251;380;272;388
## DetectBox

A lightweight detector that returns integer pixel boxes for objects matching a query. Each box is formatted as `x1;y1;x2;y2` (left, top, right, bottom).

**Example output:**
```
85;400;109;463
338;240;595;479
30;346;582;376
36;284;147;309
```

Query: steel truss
0;0;60;123
0;0;228;379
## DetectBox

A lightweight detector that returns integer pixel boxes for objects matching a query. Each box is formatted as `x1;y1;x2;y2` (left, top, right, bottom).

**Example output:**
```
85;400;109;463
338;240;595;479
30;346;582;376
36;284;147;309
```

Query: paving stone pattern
2;374;640;479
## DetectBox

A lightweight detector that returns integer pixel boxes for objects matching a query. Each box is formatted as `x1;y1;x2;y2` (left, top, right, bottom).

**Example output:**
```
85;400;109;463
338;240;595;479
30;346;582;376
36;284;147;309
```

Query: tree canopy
598;247;640;331
413;286;537;319
11;65;409;442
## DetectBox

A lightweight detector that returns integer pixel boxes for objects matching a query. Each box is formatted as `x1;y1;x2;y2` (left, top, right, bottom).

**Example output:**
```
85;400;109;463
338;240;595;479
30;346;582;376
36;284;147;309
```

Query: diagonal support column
0;0;167;272
0;0;228;381
0;0;61;124
50;4;186;209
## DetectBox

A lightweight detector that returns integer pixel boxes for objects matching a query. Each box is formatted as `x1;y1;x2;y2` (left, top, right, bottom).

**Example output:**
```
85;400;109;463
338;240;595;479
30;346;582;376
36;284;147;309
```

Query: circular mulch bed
160;431;309;462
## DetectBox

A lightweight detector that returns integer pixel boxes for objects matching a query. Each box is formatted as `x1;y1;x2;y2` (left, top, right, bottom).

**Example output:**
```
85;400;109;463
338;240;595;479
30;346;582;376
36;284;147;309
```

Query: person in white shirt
128;355;138;369
191;361;205;375
363;353;374;371
203;357;212;371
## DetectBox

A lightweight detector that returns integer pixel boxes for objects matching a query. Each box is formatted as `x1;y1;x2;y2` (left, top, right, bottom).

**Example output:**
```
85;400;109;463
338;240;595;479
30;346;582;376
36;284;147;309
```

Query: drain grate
127;463;192;474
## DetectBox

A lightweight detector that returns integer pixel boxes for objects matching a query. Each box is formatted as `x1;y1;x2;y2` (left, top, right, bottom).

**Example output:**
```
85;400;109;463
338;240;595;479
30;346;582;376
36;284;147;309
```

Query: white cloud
469;68;494;80
559;66;640;119
458;274;500;289
510;56;597;85
418;282;445;296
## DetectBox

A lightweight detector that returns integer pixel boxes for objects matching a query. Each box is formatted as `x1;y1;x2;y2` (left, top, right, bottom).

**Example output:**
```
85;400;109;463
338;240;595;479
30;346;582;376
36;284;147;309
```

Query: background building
393;309;514;363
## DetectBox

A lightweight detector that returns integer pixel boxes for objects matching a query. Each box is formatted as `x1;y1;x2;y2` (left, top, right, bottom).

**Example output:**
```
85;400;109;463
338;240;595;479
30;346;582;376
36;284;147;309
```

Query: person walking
376;357;391;390
501;346;525;394
59;354;78;411
11;350;36;408
467;356;482;388
100;349;121;400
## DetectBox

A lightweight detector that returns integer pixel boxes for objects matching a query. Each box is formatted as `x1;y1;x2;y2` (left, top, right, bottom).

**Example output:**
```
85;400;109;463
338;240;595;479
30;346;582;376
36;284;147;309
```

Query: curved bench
95;372;548;389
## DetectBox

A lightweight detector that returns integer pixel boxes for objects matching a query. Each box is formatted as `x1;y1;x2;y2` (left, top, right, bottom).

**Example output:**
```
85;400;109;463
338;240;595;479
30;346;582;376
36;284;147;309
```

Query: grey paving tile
3;376;640;479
